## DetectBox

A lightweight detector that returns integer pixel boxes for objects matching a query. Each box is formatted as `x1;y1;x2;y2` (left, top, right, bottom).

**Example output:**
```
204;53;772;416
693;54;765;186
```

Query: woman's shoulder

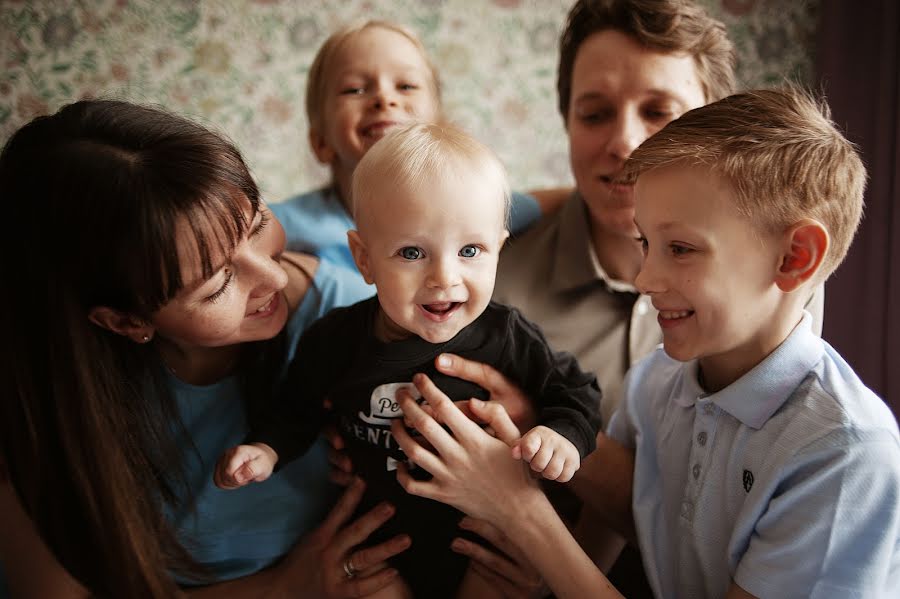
282;254;373;338
281;251;319;313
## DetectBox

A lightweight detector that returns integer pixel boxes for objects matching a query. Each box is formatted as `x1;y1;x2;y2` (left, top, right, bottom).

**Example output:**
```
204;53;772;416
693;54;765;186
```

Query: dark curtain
817;0;900;417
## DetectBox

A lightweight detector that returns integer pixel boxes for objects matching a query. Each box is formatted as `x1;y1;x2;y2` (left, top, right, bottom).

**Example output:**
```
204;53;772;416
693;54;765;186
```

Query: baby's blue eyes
397;245;481;260
400;247;423;260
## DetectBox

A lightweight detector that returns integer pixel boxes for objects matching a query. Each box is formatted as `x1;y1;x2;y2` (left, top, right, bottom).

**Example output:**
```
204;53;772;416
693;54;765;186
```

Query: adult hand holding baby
322;351;541;488
391;373;540;529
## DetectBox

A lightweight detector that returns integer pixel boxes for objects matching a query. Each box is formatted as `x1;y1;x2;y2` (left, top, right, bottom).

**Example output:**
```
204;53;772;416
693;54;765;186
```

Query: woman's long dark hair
0;100;266;596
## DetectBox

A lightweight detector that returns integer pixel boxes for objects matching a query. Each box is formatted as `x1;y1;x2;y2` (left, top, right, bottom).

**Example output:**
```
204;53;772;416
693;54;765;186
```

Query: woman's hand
392;373;621;599
454;517;547;599
434;354;537;430
275;477;410;598
391;373;542;526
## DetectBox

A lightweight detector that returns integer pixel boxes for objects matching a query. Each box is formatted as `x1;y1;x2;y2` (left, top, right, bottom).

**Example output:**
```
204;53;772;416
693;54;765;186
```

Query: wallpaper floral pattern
1;0;817;200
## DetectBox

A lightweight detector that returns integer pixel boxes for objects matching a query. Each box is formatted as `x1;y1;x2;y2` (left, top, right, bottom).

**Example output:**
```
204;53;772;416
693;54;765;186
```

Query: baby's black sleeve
248;314;338;467
498;308;603;458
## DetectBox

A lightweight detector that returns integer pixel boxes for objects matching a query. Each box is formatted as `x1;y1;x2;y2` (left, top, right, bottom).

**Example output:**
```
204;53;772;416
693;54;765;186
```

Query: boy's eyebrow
640;219;698;235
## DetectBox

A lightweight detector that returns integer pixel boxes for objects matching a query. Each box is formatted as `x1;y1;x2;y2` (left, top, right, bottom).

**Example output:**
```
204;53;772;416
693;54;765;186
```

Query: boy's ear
309;128;335;165
775;220;829;292
88;307;155;343
347;230;375;285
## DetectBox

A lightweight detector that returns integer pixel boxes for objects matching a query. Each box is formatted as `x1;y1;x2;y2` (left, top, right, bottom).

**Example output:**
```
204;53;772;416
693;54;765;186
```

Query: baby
216;122;601;598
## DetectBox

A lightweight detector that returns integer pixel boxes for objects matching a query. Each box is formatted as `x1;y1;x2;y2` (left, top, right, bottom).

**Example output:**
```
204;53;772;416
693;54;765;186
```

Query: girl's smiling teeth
361;120;398;139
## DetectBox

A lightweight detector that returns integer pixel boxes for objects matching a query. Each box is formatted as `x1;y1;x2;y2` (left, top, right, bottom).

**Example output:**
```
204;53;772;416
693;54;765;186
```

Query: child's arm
497;308;603;465
226;310;348;487
213;442;279;489
529;187;573;217
512;425;581;482
727;436;900;597
508;188;573;237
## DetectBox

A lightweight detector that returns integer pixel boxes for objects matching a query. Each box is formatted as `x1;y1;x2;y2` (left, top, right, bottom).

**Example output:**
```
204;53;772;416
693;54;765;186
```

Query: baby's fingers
517;432;543;463
540;454;566;481
213;447;248;489
234;460;266;484
557;461;578;483
528;443;554;473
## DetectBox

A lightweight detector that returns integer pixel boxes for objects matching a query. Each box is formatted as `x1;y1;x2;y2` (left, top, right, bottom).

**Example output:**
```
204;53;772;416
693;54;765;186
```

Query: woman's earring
141;334;151;342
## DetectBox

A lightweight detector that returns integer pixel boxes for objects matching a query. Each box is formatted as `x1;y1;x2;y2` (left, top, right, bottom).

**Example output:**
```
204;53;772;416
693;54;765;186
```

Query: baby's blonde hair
623;86;867;282
305;20;442;135
352;122;510;227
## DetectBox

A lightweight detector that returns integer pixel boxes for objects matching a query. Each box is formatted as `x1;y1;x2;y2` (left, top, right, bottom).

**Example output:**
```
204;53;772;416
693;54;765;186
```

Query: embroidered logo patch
742;469;754;493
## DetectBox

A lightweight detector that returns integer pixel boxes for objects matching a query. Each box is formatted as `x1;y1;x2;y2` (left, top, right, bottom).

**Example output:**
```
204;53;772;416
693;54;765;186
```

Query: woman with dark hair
0;100;408;597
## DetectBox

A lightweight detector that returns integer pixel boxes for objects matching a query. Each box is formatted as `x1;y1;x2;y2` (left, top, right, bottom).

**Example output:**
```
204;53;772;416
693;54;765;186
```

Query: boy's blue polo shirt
271;186;542;275
608;312;900;598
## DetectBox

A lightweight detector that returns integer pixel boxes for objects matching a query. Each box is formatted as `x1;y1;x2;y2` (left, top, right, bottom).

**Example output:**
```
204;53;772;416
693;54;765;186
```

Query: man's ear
775;220;829;292
347;230;375;285
309;128;335;165
88;307;155;343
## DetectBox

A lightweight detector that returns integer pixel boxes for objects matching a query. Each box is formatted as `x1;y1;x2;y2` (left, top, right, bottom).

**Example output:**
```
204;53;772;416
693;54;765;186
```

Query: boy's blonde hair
305;20;442;134
352;122;511;227
623;86;867;281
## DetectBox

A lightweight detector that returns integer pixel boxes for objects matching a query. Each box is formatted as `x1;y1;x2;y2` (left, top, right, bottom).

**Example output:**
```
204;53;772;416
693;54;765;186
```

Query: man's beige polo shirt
495;193;660;424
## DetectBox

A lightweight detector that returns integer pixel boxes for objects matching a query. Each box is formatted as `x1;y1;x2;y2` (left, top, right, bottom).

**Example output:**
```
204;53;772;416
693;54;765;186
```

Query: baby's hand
214;443;278;490
511;426;580;482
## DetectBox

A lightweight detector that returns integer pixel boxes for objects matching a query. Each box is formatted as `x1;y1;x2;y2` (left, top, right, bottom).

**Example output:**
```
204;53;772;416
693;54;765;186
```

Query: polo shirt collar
673;311;824;429
550;192;638;294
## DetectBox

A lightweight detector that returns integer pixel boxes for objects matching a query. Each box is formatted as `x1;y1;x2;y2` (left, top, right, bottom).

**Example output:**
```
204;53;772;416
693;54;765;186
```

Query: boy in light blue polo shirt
608;87;900;598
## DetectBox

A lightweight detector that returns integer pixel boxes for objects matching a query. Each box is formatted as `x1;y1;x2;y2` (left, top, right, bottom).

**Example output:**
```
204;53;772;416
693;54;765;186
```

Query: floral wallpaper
1;0;817;201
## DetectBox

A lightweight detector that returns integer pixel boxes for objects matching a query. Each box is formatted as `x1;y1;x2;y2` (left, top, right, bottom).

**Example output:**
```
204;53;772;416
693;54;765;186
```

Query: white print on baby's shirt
354;382;421;471
358;382;421;425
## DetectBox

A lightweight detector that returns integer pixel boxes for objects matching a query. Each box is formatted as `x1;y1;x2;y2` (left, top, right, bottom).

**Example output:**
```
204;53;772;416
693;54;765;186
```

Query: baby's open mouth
422;302;460;315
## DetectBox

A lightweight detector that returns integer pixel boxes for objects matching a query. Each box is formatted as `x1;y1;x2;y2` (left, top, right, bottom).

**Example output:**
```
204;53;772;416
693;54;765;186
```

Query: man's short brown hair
623;86;867;281
557;0;736;119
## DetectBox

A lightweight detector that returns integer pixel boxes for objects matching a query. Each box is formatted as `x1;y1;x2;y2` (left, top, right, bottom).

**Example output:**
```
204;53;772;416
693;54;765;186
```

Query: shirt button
697;432;707;446
703;404;714;415
693;463;701;479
